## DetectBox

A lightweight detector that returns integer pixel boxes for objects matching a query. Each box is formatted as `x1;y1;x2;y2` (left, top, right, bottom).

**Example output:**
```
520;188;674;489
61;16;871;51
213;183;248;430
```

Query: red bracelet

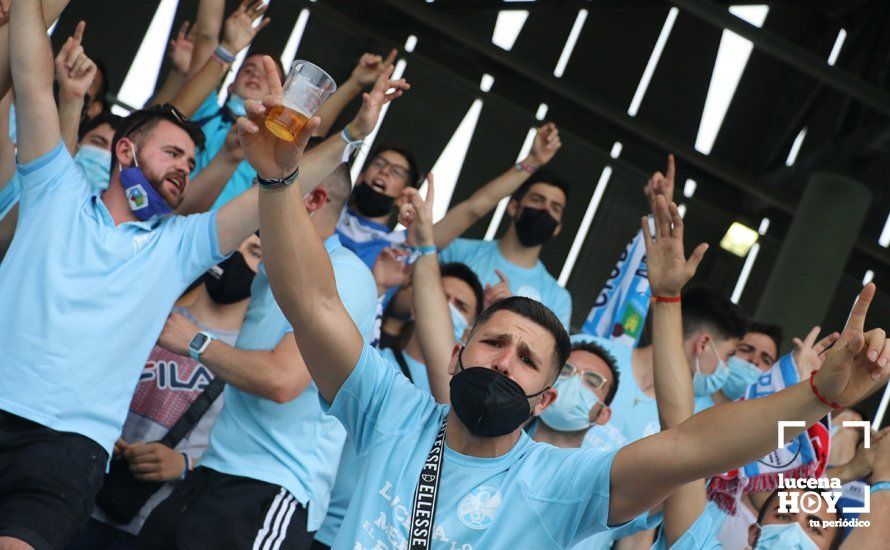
651;295;681;303
809;371;842;409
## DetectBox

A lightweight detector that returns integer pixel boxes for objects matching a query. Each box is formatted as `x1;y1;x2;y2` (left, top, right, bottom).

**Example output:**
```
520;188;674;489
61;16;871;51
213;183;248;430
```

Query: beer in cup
265;60;336;141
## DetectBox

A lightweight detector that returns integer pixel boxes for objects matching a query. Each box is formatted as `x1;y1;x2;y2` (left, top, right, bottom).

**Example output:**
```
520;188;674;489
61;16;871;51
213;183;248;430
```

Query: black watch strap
256;166;300;190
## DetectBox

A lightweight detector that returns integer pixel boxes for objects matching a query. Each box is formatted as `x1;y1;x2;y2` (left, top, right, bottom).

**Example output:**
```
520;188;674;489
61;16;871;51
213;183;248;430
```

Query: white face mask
692;339;730;397
539;375;602;432
754;522;819;550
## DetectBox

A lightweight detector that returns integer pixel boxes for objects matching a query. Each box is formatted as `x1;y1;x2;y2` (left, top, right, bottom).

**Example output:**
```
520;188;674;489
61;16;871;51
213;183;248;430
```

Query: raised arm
151;20;199;106
54;21;97;155
403;175;455;405
176;125;243;215
10;0;60;163
608;199;890;526
214;58;409;254
432;123;561;248
313;49;397;137
644;193;711;545
188;0;225;79
170;0;268;117
841;431;890;548
158;312;311;403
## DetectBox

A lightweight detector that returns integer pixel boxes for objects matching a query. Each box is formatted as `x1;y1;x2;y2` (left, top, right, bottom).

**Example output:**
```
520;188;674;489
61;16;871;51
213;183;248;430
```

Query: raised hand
400;173;435;247
54;21;97;101
349;49;398;89
644;154;676;207
220;0;270;54
168;20;198;74
372;247;412;295
0;0;9;27
237;57;320;180
348;64;410;139
526;123;562;167
812;283;890;407
792;326;840;380
642;195;708;297
483;270;512;309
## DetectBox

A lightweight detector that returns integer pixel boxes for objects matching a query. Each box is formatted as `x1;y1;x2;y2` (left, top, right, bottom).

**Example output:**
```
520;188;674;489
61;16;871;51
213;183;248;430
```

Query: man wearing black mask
337;124;562;270
440;171;572;327
69;234;261;548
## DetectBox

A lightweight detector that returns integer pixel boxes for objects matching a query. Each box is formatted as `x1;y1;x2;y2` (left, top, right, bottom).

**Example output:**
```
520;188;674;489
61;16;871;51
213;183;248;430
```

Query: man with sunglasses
0;4;329;547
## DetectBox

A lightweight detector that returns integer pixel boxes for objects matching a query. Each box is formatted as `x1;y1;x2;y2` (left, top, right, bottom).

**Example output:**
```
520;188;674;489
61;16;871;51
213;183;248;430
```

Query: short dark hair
440;263;484;318
469;296;570;375
510;169;571;204
320;163;353;212
365;143;420;188
747;321;784;353
78;111;124;142
681;286;748;342
757;489;843;549
110;104;205;171
570;340;620;405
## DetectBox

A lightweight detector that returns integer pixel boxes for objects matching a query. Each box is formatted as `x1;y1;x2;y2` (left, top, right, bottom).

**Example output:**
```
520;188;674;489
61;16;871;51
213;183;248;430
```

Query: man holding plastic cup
264;60;336;142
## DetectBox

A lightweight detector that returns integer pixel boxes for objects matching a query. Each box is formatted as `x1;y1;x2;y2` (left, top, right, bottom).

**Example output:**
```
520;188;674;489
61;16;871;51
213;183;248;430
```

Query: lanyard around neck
408;417;447;549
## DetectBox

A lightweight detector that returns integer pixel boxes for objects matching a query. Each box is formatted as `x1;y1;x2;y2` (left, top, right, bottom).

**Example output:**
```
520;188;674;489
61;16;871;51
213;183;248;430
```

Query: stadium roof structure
53;0;890;423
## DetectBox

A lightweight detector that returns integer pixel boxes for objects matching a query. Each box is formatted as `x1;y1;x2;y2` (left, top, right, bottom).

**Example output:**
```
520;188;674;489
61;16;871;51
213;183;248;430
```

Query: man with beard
439;170;573;327
255;113;890;549
0;2;329;545
69;235;262;548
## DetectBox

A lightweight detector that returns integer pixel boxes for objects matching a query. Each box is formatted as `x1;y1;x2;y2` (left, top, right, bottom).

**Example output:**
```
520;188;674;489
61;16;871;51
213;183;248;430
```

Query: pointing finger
262;56;283;97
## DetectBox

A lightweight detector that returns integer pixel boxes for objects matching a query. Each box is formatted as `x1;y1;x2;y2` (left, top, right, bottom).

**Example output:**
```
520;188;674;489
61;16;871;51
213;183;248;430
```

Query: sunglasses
123;103;190;138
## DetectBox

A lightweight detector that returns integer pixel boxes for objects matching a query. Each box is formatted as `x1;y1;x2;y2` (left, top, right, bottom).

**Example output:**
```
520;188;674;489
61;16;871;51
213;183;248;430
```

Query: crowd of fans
0;1;888;549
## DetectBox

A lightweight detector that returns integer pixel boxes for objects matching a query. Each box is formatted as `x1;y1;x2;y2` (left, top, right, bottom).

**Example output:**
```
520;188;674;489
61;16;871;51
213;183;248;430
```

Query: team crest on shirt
514;285;542;302
458;485;501;530
126;184;149;210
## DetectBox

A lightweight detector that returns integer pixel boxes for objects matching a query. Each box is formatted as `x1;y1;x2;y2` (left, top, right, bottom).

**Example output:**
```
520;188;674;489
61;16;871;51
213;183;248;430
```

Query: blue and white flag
582;226;651;348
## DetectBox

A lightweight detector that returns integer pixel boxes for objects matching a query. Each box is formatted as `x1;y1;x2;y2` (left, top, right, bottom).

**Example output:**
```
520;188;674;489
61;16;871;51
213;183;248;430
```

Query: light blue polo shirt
0;141;224;454
322;345;619;548
574;334;713;444
380;346;431;394
192;92;257;209
200;234;377;532
440;238;572;328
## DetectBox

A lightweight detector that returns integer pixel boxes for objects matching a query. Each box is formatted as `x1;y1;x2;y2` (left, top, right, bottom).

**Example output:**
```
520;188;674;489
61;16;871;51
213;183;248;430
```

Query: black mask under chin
352;182;396;218
449;347;549;437
514;206;559;247
203;252;256;304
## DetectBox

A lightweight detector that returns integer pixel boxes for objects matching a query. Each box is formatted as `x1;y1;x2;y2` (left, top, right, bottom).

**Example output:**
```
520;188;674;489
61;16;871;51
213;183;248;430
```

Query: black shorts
0;410;108;550
137;467;312;549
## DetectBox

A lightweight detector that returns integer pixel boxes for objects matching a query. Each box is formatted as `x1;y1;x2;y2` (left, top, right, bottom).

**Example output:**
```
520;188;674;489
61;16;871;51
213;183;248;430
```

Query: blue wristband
871;481;890;493
214;45;236;64
411;245;437;256
180;453;191;480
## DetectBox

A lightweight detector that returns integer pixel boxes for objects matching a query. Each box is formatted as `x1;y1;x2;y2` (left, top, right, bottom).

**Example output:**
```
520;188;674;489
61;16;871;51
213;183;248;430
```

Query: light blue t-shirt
380;346;431;394
651;501;726;550
315;344;430;546
440;238;572;328
192;92;257;209
577;335;713;444
200;234;377;532
0;141;224;453
322;345;619;549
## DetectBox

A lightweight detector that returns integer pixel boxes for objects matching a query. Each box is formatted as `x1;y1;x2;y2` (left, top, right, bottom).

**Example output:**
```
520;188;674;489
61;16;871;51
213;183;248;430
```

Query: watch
188;331;215;360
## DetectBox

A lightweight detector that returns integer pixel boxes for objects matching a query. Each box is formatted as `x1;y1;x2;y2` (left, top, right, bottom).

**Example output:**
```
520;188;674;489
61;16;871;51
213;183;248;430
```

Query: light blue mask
755;523;819;550
74;145;112;192
693;340;730;397
225;94;247;118
540;375;601;432
721;356;761;400
449;301;469;343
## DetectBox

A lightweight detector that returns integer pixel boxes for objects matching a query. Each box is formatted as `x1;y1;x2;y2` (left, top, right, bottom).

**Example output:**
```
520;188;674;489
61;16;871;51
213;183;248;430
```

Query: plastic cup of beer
265;60;336;142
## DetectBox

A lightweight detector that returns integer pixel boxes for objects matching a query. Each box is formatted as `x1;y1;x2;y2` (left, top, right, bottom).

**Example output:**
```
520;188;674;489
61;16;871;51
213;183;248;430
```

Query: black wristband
256;166;300;190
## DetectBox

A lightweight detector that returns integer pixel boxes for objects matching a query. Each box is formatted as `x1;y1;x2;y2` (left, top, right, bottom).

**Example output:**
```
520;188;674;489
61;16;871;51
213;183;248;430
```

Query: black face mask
352;182;396;218
514;206;559;248
203;252;256;305
449;347;549;437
